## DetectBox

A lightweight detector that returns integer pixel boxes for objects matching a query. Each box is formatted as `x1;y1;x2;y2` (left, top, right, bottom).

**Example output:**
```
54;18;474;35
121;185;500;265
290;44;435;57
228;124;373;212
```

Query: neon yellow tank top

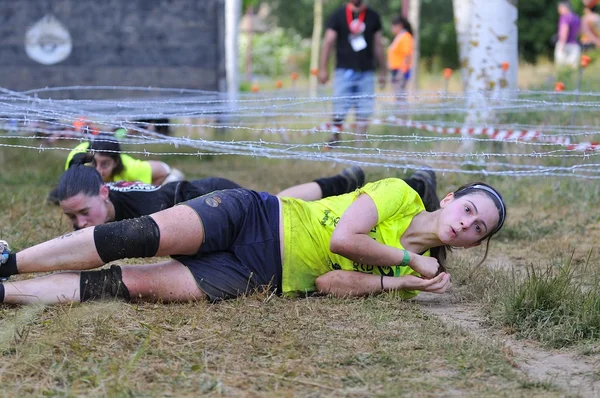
64;142;152;183
281;178;428;298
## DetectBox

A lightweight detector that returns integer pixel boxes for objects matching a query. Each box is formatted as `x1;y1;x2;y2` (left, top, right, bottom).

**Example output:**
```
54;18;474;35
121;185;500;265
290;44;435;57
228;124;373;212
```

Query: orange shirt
387;31;413;73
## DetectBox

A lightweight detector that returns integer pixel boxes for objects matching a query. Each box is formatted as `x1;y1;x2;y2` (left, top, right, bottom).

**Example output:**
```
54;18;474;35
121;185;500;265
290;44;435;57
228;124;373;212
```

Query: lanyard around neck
346;4;366;34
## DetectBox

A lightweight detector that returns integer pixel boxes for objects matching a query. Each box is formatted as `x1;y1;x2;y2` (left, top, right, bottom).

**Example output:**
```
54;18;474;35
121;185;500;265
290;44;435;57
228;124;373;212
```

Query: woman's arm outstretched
315;270;450;297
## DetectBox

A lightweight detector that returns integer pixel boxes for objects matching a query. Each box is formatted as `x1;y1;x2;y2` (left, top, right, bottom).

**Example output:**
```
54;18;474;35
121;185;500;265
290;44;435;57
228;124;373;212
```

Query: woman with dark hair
388;15;414;101
54;164;368;230
0;173;505;305
65;132;183;185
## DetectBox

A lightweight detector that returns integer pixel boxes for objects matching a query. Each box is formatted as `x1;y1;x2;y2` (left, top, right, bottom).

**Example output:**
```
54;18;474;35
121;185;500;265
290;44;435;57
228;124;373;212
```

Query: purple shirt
559;13;581;44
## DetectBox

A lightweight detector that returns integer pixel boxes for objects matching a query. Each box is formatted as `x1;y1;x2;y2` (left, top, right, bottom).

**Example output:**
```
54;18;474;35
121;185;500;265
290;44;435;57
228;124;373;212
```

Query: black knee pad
80;265;131;302
94;215;160;263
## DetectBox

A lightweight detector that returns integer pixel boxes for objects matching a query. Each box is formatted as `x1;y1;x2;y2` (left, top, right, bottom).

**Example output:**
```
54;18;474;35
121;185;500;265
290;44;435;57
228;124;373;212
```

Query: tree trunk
464;0;518;124
408;0;420;92
452;0;472;86
309;0;323;97
453;0;518;151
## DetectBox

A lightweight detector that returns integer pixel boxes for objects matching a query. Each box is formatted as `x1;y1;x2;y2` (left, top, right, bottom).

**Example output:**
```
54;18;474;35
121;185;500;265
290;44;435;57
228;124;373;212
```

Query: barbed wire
1;85;599;179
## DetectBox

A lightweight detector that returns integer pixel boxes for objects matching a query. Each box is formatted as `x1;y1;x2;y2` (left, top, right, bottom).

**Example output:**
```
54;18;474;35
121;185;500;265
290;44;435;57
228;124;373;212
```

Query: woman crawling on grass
65;131;184;186
0;173;505;304
52;162;367;230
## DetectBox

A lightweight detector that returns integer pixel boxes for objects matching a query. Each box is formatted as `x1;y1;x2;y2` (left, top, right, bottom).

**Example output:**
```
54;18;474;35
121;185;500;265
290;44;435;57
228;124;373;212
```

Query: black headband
470;184;506;233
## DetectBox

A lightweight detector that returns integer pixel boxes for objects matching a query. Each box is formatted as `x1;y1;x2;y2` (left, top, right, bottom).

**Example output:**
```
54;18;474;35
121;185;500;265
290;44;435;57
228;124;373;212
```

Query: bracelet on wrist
400;250;411;267
393;251;412;277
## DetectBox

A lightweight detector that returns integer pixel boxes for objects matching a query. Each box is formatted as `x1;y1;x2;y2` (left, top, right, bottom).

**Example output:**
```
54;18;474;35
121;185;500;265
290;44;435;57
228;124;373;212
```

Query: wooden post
309;0;323;97
244;6;254;82
408;0;420;92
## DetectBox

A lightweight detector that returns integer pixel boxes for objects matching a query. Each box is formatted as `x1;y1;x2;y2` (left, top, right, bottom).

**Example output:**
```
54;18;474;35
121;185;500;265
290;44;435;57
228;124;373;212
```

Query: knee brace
94;215;160;263
80;265;131;302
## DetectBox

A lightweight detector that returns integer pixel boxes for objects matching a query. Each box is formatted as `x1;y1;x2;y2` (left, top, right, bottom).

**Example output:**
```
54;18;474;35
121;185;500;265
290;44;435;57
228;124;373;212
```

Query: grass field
0;140;597;396
1;61;600;396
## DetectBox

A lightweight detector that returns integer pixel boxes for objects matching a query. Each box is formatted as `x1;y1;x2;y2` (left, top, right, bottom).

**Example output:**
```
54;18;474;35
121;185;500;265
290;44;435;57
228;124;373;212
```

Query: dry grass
0;141;570;396
0;297;559;397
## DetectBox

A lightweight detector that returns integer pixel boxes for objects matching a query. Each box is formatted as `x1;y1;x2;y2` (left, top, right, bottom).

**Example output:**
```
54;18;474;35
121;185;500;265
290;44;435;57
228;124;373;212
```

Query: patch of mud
416;293;600;398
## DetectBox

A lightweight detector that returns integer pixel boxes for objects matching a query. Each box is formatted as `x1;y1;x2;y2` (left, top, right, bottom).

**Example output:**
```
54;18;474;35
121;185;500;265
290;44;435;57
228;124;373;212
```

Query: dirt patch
416;293;600;398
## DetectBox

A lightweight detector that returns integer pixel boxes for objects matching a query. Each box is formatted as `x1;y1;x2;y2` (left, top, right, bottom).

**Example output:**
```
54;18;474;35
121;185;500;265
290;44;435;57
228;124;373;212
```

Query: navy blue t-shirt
326;5;382;71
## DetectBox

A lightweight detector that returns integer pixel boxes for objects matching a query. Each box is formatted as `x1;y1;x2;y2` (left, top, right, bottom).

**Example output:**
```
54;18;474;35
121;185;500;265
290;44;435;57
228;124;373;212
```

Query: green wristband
394;251;411;277
400;250;411;267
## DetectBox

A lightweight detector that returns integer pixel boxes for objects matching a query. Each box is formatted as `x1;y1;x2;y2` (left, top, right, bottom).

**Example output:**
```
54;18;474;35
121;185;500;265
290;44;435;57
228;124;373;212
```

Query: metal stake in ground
570;55;592;125
442;68;452;121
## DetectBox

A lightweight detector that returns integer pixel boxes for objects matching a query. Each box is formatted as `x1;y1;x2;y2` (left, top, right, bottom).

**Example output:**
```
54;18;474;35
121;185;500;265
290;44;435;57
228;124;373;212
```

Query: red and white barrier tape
313;116;600;151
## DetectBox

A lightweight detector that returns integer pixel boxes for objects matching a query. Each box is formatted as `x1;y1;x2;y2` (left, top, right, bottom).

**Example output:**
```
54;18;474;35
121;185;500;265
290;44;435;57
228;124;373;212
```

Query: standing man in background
318;0;387;148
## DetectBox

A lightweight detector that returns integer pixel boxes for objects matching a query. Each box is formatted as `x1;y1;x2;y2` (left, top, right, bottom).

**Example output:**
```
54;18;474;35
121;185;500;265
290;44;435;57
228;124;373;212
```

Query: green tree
265;0;339;38
243;0;261;13
417;0;459;70
518;0;559;63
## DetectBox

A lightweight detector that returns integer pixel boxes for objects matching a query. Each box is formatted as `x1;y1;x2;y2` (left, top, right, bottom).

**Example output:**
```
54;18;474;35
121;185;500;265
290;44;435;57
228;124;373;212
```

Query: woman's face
437;192;500;248
94;154;117;181
558;4;569;15
59;192;108;230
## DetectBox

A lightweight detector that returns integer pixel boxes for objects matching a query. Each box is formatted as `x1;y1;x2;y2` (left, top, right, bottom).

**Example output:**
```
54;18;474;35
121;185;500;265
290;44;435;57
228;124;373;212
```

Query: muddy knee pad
80;265;131;302
93;216;161;263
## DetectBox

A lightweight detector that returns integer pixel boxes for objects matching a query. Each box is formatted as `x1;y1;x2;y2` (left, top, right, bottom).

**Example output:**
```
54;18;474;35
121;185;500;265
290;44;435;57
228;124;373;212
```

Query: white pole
452;0;472;88
225;0;241;103
309;0;323;97
407;0;420;92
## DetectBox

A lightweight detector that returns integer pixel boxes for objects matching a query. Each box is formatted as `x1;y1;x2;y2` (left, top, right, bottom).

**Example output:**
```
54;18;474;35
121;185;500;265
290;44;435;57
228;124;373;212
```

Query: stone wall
0;0;225;98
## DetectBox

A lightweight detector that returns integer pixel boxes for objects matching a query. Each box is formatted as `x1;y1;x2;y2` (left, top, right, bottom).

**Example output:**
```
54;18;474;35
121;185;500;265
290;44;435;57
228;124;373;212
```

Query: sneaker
0;240;10;282
340;166;366;193
410;167;440;212
0;240;10;264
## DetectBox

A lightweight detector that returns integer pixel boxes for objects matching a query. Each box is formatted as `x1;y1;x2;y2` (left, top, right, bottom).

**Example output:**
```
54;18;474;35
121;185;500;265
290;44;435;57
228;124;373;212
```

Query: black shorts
176;188;282;301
